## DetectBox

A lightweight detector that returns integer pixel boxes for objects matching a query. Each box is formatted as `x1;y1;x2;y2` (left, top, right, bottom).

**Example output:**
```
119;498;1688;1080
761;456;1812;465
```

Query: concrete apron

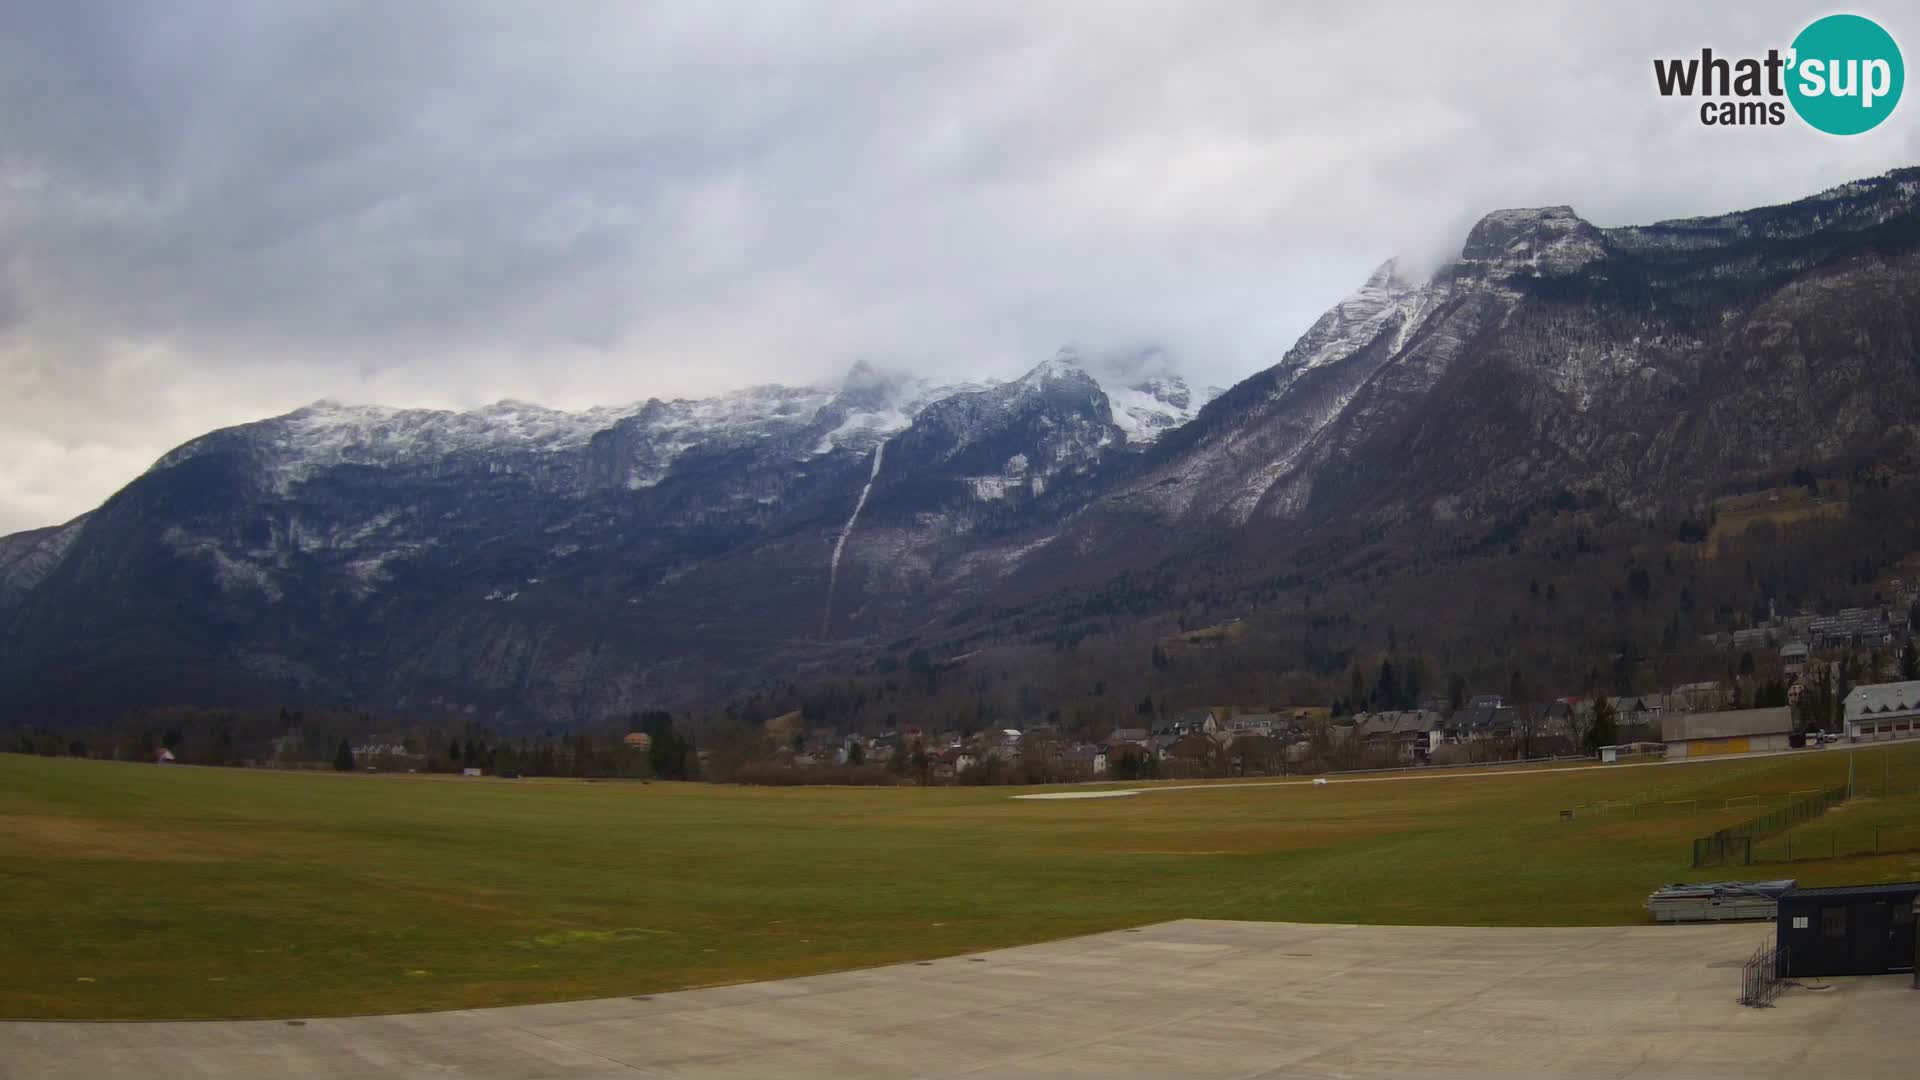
1;920;1911;1079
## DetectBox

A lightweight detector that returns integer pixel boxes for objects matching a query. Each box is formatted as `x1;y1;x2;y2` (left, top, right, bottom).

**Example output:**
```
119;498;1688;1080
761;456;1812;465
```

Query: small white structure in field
462;767;482;777
1312;777;1329;786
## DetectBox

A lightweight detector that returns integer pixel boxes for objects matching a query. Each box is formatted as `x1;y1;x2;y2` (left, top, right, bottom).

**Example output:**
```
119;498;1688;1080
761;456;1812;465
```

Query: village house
1352;712;1397;751
1541;698;1579;732
1229;712;1283;736
930;747;978;780
1667;681;1725;713
1103;740;1151;770
1607;695;1666;728
1164;732;1222;771
1227;732;1286;775
1453;704;1515;742
1167;707;1213;734
1779;641;1810;678
1394;710;1445;759
1059;745;1109;776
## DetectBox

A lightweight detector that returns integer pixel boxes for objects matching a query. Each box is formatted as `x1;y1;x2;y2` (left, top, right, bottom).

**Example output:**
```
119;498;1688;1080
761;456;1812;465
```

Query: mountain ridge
6;167;1920;724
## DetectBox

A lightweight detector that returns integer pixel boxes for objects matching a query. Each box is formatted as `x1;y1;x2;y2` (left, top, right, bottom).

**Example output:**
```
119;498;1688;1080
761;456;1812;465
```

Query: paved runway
2;920;1911;1078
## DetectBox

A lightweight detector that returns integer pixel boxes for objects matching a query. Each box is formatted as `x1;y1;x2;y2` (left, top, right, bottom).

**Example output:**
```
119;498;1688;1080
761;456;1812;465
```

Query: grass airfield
3;745;1917;1019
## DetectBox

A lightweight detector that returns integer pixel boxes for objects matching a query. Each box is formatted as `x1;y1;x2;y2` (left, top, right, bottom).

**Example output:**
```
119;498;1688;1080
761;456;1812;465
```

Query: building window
1822;907;1848;939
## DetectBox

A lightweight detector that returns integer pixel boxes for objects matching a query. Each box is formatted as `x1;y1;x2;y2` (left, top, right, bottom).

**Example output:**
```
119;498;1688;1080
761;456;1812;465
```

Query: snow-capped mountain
0;347;1203;721
7;168;1920;723
137;351;1200;504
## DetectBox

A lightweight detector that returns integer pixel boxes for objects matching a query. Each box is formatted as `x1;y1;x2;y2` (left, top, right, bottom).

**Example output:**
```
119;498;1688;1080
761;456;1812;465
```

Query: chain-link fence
1691;784;1849;867
1751;823;1920;863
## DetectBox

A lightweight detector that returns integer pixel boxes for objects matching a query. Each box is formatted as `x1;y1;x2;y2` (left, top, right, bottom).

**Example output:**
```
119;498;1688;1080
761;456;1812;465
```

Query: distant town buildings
746;589;1920;785
1708;603;1904;653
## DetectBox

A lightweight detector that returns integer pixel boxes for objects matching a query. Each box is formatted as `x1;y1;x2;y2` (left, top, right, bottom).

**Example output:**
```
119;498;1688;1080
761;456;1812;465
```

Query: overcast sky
2;1;1917;534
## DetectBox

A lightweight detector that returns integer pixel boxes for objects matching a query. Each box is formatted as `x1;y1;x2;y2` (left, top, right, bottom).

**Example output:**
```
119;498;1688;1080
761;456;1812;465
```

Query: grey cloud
0;273;20;335
0;1;1916;534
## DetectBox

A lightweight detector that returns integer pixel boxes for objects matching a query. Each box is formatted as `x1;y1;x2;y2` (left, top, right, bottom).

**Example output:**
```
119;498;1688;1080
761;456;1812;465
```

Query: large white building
1843;681;1920;743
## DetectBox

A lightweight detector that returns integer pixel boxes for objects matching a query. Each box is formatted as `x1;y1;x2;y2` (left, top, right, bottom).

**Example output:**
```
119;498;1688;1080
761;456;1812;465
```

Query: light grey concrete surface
2;920;1912;1078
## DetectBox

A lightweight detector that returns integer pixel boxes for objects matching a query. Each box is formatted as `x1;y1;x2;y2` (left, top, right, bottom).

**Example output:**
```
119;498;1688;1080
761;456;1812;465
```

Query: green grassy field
4;745;1919;1020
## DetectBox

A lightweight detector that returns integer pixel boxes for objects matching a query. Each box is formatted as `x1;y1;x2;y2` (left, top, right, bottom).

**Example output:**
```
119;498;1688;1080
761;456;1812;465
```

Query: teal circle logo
1787;14;1904;135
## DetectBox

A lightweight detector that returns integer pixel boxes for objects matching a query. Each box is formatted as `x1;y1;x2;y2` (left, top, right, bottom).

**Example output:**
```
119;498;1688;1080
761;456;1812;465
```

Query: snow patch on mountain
290;397;626;459
140;344;1212;508
1272;259;1425;387
813;409;912;454
344;544;430;592
162;526;281;601
1041;347;1214;445
1106;376;1212;442
0;516;88;603
1460;206;1605;275
809;373;986;455
821;438;888;636
967;476;1018;501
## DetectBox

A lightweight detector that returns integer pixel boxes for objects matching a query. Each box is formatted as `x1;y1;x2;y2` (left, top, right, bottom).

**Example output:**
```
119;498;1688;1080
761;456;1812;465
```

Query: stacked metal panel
1645;880;1796;923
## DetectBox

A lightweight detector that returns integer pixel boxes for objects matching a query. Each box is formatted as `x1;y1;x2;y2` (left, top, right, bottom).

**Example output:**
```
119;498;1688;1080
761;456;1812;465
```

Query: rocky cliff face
1095;169;1920;536
6;169;1920;723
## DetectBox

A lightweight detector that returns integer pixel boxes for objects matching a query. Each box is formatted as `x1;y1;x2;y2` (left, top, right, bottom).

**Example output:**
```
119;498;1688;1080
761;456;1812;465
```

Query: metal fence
1751;824;1920;863
1691;783;1849;867
1739;940;1789;1007
1692;835;1752;867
